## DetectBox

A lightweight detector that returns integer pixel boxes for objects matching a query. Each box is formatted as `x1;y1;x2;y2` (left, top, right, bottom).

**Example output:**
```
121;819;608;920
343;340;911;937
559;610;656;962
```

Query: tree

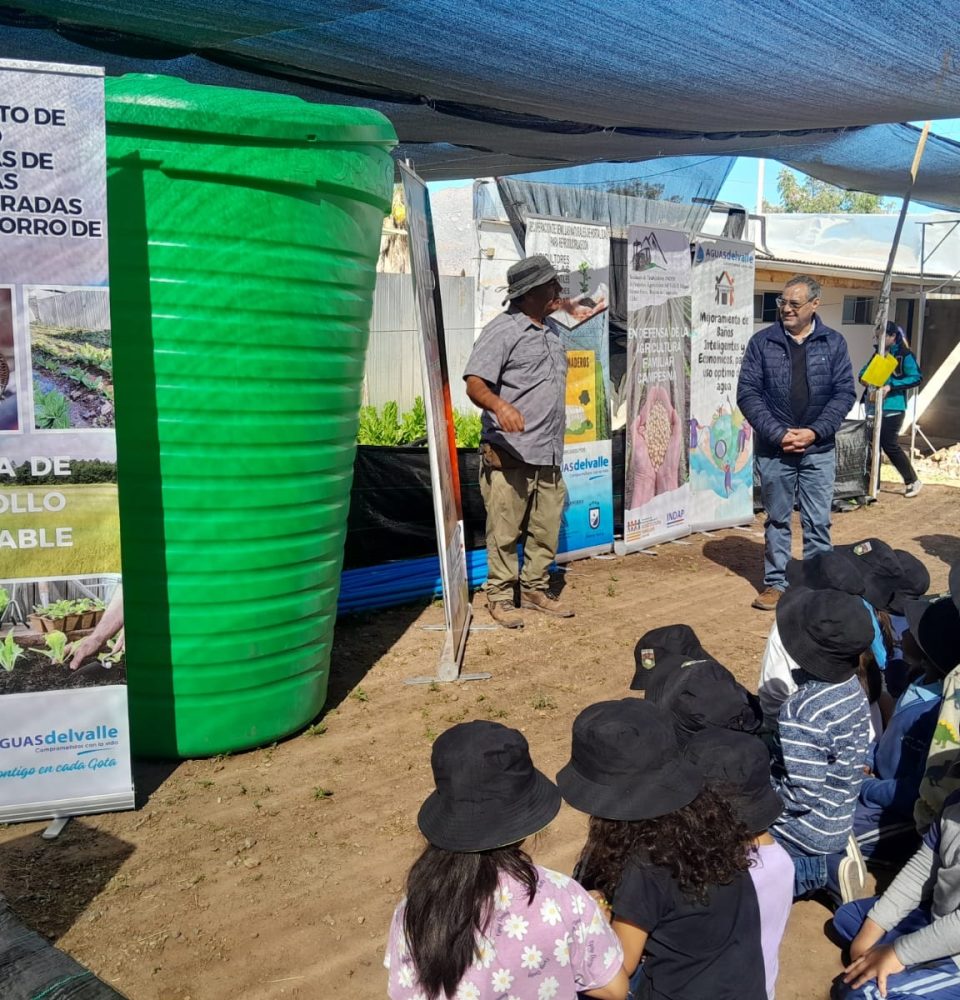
767;168;891;214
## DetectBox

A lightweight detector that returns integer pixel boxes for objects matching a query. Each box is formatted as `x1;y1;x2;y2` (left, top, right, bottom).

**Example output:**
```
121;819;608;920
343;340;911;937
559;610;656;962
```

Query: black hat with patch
835;538;903;610
630;624;712;692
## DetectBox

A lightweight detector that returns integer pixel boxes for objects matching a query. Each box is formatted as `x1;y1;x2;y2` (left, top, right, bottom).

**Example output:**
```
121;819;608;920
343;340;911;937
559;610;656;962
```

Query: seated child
559;698;767;1000
758;552;867;731
385;721;628;1000
685;729;793;1000
768;588;875;901
649;656;762;747
853;594;959;866
833;788;960;1000
631;624;712;693
884;550;932;698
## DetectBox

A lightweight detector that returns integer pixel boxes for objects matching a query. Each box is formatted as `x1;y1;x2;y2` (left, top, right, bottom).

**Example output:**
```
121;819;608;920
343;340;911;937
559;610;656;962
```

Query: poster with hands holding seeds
622;225;691;551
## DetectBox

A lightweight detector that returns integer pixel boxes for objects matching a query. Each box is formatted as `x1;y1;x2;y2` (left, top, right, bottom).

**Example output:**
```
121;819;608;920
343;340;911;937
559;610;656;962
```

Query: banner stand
398;162;488;686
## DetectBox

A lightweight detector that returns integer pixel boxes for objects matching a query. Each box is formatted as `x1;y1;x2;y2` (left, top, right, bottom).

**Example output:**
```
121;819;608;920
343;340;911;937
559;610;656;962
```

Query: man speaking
736;275;856;611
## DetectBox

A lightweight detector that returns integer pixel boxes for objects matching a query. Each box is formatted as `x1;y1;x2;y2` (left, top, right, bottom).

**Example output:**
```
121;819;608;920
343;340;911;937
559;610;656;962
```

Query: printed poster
689;238;756;531
622;226;692;551
0;59;133;822
525;217;613;561
399;162;471;679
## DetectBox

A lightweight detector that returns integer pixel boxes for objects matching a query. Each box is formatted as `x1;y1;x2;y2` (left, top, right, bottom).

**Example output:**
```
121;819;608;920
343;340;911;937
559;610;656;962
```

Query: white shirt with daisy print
385;865;623;999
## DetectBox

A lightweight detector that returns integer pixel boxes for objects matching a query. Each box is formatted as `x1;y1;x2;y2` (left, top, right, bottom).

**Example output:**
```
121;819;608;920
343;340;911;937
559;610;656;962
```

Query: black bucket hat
503;254;560;303
649;658;762;746
557;699;702;821
684;729;783;834
889;550;931;616
776;588;875;683
630;624;711;692
785;551;865;596
949;562;960;614
418;721;561;852
904;597;960;677
835;538;902;610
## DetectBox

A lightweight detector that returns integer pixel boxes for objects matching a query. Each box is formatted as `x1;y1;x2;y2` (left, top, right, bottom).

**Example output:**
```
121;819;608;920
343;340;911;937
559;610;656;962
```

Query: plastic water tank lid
105;74;397;146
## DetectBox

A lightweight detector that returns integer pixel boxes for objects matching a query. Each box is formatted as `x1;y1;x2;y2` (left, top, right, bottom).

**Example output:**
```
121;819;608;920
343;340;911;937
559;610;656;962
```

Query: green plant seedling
97;636;123;667
39;630;69;665
351;686;369;703
304;721;327;736
312;787;334;801
0;629;24;672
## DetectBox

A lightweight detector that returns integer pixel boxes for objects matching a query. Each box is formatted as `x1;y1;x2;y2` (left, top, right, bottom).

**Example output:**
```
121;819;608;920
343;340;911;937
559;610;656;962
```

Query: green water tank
105;75;396;757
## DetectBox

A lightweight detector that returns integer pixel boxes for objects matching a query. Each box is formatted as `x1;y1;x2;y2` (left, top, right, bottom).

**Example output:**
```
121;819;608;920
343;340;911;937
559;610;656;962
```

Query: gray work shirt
464;306;568;466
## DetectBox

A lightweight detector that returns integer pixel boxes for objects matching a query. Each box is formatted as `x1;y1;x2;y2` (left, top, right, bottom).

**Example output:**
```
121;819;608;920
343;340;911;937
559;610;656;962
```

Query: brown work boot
751;587;784;611
488;600;524;629
521;590;575;618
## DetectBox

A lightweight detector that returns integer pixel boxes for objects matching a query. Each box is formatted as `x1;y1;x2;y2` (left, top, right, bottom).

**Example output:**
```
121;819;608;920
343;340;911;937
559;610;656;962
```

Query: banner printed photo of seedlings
0;622;125;694
0;287;17;432
28;287;114;430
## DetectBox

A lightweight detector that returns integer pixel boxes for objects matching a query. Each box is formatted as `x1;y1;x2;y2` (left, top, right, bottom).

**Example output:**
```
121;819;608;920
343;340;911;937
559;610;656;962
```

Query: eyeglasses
776;296;812;310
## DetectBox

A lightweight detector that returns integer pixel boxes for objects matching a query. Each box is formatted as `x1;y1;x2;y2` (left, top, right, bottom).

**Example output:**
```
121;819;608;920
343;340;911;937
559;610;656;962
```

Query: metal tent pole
869;122;930;499
910;224;926;460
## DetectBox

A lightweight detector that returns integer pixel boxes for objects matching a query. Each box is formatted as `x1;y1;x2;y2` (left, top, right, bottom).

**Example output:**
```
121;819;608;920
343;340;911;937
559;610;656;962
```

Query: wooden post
868;122;930;498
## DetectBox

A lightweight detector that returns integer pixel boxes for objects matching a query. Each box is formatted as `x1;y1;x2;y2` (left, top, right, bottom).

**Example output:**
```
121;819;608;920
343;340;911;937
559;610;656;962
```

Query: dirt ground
1;483;958;1000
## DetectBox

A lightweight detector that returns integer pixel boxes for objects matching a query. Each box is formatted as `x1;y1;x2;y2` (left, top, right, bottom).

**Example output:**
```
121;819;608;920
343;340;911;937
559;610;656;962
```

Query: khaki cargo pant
479;460;566;604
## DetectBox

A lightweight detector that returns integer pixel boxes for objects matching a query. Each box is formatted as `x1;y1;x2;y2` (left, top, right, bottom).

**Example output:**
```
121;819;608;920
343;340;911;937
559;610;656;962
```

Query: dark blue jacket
737;316;856;457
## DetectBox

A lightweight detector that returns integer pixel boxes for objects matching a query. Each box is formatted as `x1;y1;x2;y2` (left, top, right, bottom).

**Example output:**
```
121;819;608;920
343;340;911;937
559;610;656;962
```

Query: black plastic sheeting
343;422;867;570
2;5;960;206
0;892;127;999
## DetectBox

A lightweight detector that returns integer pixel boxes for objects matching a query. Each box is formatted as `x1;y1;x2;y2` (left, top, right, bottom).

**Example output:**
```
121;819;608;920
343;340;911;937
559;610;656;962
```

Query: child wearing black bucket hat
685;730;792;1000
757;551;867;731
385;721;628;1000
850;592;960;867
558;699;767;1000
768;588;875;903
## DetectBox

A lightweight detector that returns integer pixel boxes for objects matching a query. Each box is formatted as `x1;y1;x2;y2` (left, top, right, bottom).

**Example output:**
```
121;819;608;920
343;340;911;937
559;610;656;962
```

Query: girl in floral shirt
385;721;627;1000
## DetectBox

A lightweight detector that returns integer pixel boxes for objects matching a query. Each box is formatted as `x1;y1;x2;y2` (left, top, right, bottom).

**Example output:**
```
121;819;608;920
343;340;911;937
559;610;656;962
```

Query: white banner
622;226;691;551
525;216;614;561
399;163;471;680
689;238;756;531
0;59;132;822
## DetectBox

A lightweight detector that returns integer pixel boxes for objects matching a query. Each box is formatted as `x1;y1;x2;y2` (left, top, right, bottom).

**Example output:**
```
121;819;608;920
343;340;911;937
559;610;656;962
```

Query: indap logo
666;508;686;526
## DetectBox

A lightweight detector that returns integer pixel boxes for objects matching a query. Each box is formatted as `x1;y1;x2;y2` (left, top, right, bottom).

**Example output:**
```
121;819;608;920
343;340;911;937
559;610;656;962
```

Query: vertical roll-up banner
399;162;471;680
689;238;756;531
621;226;691;552
525;217;613;561
0;60;134;822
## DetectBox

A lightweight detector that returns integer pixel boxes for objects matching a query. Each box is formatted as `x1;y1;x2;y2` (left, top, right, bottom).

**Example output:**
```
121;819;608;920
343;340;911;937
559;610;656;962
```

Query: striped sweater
770;674;871;854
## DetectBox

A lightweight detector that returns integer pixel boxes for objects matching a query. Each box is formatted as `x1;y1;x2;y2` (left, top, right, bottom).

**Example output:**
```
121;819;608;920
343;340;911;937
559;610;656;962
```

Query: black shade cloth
0;892;128;999
344;421;869;569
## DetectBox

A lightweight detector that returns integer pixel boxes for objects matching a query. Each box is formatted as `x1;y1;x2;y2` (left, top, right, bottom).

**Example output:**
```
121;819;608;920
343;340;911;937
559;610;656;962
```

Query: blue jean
832;899;960;999
757;449;836;590
776;834;846;899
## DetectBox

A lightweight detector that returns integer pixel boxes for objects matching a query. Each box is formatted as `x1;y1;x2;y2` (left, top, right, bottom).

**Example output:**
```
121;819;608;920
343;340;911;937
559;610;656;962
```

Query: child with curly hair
558;698;766;1000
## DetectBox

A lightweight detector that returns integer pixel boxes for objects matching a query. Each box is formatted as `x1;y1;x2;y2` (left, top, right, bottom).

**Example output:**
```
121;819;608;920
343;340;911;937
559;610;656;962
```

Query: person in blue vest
737;275;857;611
858;322;923;498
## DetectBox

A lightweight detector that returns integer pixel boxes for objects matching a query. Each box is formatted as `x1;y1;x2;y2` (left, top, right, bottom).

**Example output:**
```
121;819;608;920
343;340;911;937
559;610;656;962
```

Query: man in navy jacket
737;275;856;610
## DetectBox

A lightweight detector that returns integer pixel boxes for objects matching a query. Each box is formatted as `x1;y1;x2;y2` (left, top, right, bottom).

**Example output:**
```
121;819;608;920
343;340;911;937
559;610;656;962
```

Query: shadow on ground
913;534;960;568
0;821;134;942
325;600;433;714
702;536;766;591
